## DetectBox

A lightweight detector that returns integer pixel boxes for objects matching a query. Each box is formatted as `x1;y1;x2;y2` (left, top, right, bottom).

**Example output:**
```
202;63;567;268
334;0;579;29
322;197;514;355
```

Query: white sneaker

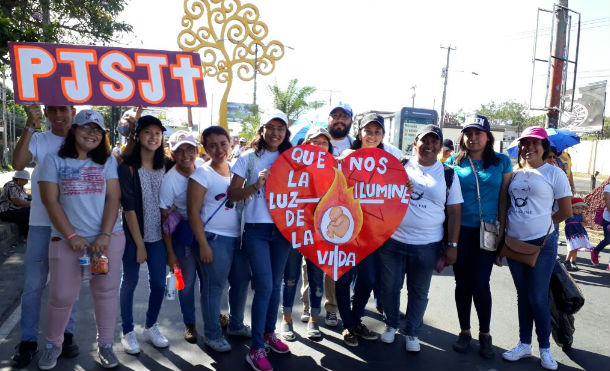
226;324;252;338
540;348;558;370
121;331;140;355
405;336;420;352
143;323;169;348
380;327;397;344
502;342;532;361
204;336;232;352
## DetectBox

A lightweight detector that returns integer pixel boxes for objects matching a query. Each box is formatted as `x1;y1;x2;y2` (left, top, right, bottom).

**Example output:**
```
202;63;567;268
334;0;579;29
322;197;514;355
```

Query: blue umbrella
506;128;580;157
289;119;327;146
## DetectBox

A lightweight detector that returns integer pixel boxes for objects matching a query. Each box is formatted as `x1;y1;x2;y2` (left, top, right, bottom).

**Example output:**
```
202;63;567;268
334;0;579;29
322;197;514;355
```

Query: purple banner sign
8;42;207;107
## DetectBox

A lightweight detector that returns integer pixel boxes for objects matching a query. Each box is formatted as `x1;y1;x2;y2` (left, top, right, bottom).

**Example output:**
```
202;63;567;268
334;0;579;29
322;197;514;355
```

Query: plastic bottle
174;265;185;291
80;251;91;282
165;272;177;300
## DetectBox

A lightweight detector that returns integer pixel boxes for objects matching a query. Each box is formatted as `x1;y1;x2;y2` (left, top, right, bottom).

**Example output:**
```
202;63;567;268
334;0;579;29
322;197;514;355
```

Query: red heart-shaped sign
267;145;410;280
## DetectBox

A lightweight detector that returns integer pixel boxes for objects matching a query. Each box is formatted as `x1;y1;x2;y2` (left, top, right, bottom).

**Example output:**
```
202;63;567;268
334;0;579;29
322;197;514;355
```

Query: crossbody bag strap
540;222;553;248
468;157;484;222
204;186;229;226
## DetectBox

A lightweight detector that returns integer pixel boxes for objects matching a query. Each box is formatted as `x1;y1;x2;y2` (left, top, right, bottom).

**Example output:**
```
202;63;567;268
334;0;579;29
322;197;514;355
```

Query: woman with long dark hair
118;115;170;355
228;111;292;371
446;115;512;358
38;110;124;369
501;126;572;370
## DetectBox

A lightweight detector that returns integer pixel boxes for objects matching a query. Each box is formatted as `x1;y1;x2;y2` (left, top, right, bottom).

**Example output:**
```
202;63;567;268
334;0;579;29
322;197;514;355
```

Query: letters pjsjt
9;42;206;107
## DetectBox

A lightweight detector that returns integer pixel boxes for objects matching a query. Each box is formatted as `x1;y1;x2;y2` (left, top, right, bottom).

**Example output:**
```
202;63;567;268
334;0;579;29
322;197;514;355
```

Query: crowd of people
6;102;609;371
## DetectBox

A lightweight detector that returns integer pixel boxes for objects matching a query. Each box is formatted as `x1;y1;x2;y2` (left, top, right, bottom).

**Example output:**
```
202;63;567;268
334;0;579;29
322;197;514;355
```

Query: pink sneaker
246;348;272;371
264;332;290;354
590;251;600;265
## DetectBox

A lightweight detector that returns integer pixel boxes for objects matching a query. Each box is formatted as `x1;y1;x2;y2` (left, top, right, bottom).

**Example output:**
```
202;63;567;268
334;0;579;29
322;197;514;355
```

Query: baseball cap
73;109;106;130
571;197;587;208
13;170;30;180
304;126;332;142
135;115;167;134
415;124;443;141
168;130;197;151
442;139;454;150
330;102;353;117
462;114;491;132
359;113;385;132
261;110;288;126
239;137;247;143
518;126;548;141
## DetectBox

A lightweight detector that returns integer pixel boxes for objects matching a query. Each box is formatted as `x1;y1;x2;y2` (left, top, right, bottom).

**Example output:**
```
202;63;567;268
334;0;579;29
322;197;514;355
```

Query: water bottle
165;272;177;300
80;251;91;282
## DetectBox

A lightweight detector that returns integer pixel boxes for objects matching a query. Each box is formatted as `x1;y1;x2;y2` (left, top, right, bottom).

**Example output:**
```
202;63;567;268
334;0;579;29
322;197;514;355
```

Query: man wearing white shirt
11;105;80;368
328;103;355;157
378;124;463;352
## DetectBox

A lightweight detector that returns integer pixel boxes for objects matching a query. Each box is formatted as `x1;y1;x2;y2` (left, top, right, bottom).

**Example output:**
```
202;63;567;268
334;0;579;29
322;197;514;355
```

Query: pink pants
45;231;125;346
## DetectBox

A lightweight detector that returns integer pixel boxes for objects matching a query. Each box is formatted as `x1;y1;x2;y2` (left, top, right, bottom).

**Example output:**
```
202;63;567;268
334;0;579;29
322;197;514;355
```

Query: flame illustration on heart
313;167;363;244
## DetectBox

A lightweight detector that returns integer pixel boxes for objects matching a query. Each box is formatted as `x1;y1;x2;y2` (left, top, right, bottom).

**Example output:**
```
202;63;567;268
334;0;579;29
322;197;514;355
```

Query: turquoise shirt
446;153;512;227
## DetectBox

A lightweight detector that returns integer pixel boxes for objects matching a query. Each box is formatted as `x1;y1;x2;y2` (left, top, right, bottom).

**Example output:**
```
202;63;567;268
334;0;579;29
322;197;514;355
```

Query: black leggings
453;225;496;334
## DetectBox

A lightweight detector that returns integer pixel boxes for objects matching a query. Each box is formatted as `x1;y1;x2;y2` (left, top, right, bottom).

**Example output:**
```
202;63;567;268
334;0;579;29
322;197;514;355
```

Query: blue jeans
335;251;377;330
305;259;324;316
453;226;496;333
173;241;202;326
281;248;303;314
200;232;251;340
243;223;291;350
594;219;610;253
379;239;440;336
507;231;558;348
20;226;76;342
120;239;167;334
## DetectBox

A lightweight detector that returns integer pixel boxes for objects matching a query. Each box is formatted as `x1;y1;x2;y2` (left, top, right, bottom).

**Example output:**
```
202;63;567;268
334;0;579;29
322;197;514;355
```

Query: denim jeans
20;226;76;342
120;239;167;334
200;232;251;340
281;248;303;314
173;240;203;326
243;223;291;350
378;238;440;336
453;226;496;333
594;219;610;253
335;251;377;330
507;231;558;348
305;259;324;316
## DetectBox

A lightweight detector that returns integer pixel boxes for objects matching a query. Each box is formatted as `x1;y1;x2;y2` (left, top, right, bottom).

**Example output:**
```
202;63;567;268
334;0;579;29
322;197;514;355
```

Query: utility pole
410;85;416;108
439;45;455;129
546;0;569;129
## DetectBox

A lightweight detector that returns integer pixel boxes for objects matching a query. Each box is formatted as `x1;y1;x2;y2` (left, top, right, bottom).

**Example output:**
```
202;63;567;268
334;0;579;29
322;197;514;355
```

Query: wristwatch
447;242;458;248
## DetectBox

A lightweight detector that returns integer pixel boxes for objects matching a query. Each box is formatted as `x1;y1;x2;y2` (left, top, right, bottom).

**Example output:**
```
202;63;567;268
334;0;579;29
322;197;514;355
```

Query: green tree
269;79;324;125
239;104;260;141
1;0;133;66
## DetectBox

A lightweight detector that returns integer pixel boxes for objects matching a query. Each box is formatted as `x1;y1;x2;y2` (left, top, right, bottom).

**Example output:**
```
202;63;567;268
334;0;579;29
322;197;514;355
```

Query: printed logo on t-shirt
59;166;104;195
411;191;424;201
511;182;531;211
213;192;235;210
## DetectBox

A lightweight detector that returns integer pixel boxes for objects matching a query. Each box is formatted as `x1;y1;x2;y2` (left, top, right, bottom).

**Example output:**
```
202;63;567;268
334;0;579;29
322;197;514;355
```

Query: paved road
0;243;608;371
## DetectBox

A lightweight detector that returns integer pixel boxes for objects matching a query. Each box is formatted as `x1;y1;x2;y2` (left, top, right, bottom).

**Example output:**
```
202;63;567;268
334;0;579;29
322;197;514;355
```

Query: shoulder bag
468;157;499;251
500;223;552;267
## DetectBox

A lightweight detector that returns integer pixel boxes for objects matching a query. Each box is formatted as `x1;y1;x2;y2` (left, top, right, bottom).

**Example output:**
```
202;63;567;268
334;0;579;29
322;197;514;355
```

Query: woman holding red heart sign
228;110;293;371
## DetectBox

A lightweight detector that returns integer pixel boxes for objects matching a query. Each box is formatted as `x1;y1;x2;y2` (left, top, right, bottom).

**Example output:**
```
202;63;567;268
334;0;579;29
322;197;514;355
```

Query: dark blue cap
462;114;490;132
135;115;167;134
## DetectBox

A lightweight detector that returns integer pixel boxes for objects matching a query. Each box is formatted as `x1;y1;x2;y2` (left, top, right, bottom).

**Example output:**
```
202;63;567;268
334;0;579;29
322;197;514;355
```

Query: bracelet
25;127;36;133
447;242;458;248
66;233;77;241
99;232;112;237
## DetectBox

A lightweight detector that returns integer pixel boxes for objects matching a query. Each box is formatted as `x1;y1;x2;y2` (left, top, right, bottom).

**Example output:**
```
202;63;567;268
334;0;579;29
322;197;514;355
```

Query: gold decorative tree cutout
178;0;285;130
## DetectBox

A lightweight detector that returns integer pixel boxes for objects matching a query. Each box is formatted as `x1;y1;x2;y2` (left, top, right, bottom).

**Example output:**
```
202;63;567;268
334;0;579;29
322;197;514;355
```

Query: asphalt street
0;243;608;371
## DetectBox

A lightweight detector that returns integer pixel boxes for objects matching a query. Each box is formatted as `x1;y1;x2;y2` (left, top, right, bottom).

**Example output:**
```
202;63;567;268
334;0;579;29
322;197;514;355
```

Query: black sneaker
61;333;80;358
184;323;198;344
452;332;472;353
11;341;38;368
354;323;378;341
572;262;579;271
479;334;494;359
342;328;358;347
564;260;575;271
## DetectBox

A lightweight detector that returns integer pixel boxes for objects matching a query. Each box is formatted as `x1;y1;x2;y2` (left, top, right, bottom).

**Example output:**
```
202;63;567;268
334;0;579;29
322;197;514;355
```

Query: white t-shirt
190;164;240;237
602;184;610;222
159;166;190;219
383;142;403;159
339;146;402;161
330;136;354;157
231;149;279;224
507;163;572;240
28;131;65;226
38;154;122;240
391;160;463;245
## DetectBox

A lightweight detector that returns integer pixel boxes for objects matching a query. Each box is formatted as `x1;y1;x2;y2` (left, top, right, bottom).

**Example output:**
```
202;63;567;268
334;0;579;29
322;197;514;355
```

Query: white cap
13;170;30;180
304;126;332;142
73;110;106;130
168;130;198;151
261;110;288;127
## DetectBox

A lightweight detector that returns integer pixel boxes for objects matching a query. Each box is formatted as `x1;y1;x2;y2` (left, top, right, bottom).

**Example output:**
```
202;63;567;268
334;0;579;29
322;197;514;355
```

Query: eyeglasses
330;113;351;120
79;125;105;136
174;146;197;155
263;124;286;133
